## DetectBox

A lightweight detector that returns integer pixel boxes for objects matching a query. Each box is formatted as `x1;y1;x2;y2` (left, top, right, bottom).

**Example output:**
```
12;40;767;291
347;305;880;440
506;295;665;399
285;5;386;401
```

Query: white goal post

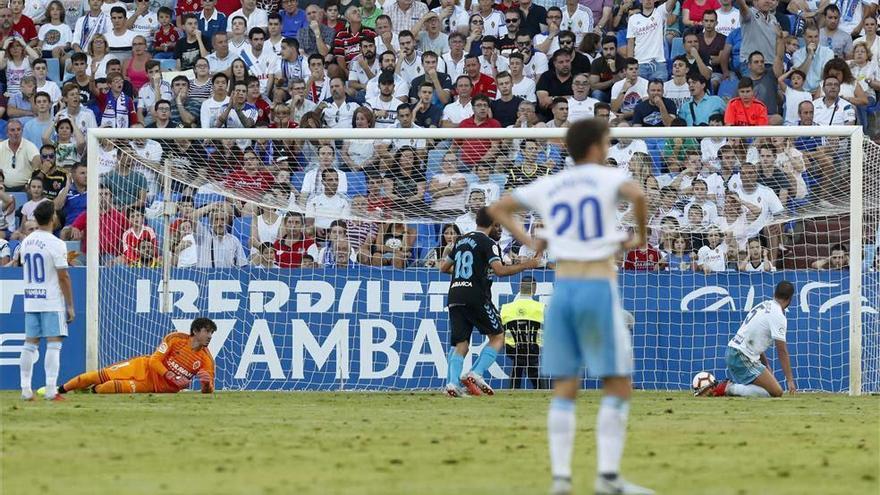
85;125;872;395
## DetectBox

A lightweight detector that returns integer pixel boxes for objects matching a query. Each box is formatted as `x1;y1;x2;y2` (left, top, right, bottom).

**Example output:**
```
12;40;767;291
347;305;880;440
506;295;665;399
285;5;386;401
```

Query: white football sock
44;342;62;399
727;383;771;397
596;395;629;476
20;342;38;396
548;397;576;479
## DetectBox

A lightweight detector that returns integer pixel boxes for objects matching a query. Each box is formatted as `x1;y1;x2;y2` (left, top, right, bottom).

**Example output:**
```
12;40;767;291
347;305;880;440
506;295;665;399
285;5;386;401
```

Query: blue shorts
725;347;765;384
24;311;68;339
541;278;632;379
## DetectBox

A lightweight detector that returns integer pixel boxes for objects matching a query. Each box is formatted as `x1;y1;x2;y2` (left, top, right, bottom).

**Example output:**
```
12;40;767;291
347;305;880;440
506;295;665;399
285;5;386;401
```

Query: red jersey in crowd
274;238;318;267
333;28;376;63
12;15;37;42
723;97;768;126
71;208;129;256
471;73;498;99
122;225;158;262
153;25;181;54
224;169;275;194
624;246;662;270
457;116;501;165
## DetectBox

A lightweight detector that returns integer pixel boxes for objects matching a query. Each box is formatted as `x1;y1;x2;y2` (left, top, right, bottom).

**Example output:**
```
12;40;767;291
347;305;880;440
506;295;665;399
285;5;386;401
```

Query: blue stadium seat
231;215;251;250
159;59;178;71
616;29;628;52
426;149;446;176
10;192;28;208
46;58;61;82
669;37;685;60
413;223;440;261
347;171;367;196
194;193;225;208
489;172;507;190
717;76;739;100
8;239;20;256
291;171;306;191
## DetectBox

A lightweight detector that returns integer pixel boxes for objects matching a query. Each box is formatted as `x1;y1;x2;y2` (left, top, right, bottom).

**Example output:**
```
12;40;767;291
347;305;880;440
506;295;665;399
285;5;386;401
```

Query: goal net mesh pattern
87;129;879;392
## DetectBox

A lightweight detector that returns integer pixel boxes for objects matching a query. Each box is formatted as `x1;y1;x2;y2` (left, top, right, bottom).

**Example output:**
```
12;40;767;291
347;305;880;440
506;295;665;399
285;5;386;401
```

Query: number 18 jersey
512;164;629;262
20;230;69;313
446;231;501;306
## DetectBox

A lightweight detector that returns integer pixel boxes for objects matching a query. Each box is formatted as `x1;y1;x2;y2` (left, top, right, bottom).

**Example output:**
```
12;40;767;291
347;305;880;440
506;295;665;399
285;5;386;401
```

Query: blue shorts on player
541;278;632;378
24;311;68;339
725;347;765;384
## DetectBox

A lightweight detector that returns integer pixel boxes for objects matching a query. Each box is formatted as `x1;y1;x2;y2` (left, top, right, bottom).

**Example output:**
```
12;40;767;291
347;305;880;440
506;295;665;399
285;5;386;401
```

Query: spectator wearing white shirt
729;162;785;260
197;209;248;268
626;0;674;80
239;27;281;97
697;227;729;273
347;36;380;98
561;0;593;45
441;75;475;127
127;0;159;47
305;168;351;231
812;76;857;126
468;162;500;204
567;72;602;122
207;32;237;73
607;120;648;169
534;7;563;55
432;0;469;35
610;58;649;119
32;59;61;103
300;144;349;205
200;72;230;128
454;189;486;234
321;77;360;128
137;60;173;126
365;51;411;101
230;0;269;31
440;31;466;80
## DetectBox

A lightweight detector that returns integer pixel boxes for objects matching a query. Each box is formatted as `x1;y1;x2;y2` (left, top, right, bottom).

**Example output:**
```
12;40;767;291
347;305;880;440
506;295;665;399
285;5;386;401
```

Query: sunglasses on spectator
505;18;518;23
41;153;55;160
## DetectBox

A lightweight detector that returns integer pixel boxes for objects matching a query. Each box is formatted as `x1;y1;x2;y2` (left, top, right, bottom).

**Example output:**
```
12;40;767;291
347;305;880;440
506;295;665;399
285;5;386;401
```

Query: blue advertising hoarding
1;268;876;391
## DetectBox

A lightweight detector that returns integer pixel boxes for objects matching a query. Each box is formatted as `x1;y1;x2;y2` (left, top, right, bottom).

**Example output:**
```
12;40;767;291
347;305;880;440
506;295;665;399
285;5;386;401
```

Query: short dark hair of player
190;317;218;335
475;206;494;228
33;199;56;227
774;281;795;302
566;119;610;162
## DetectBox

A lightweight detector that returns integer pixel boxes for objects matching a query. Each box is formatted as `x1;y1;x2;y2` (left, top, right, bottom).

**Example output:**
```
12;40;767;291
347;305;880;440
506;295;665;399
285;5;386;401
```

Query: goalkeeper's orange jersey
148;332;215;393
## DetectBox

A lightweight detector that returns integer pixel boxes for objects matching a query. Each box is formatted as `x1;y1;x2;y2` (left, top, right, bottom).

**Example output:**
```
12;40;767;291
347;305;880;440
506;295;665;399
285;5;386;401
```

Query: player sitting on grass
490;118;653;495
706;280;797;398
51;318;217;395
440;207;542;398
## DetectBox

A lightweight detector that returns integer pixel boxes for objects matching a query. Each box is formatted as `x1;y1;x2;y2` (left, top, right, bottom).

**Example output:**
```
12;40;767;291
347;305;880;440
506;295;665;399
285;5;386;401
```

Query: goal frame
85;125;866;395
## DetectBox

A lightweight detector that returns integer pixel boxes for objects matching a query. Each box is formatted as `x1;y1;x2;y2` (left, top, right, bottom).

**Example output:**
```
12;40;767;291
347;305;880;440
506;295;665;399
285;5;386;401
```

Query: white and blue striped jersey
20;230;69;313
512;164;629;262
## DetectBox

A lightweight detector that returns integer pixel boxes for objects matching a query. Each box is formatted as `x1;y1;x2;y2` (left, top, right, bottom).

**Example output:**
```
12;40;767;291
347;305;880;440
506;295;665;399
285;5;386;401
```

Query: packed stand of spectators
0;0;877;271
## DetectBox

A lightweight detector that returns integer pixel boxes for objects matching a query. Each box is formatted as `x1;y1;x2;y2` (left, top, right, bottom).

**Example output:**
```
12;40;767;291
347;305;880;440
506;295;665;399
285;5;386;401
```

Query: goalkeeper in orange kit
55;318;217;395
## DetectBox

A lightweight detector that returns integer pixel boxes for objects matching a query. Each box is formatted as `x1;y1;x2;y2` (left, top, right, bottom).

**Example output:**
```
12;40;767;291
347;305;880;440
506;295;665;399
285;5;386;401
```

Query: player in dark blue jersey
439;207;542;397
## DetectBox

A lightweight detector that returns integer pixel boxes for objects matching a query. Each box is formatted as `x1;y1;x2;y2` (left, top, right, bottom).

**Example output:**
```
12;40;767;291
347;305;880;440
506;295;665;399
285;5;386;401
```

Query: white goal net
84;126;878;394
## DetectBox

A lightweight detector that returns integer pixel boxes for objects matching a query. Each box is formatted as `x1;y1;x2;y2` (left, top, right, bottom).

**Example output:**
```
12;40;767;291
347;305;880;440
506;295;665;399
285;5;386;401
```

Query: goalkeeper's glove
196;370;214;393
164;371;191;389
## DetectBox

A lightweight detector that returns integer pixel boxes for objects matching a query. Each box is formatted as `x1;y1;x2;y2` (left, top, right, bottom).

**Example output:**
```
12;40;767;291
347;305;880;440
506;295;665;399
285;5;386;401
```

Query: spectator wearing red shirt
456;94;501;167
724;78;768;126
246;76;272;124
9;0;36;43
274;212;319;268
464;54;497;99
624;244;662;270
64;185;129;262
176;0;203;28
681;0;720;28
224;148;275;195
120;207;157;263
333;7;376;68
154;8;182;58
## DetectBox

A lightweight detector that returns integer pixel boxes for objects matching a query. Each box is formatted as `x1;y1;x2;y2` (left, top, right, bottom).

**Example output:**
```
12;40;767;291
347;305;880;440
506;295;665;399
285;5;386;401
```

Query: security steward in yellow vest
501;276;548;389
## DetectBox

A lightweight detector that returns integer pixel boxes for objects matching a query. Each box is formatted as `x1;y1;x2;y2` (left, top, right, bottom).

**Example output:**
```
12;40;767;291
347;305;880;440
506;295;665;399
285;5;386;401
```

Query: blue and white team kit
21;230;70;339
512;164;633;378
726;300;788;384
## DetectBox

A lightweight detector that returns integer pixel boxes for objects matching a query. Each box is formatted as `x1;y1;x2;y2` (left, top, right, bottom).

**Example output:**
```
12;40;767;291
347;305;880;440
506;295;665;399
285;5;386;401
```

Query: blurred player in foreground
440;207;542;397
20;201;75;401
489;119;653;495
52;318;217;395
705;281;797;398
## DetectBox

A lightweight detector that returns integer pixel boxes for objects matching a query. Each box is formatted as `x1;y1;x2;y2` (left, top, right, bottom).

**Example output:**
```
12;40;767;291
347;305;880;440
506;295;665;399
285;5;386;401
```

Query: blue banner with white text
1;268;877;391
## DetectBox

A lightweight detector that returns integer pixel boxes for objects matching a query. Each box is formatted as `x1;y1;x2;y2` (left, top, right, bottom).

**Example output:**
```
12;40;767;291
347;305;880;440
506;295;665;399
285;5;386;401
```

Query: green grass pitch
2;391;877;495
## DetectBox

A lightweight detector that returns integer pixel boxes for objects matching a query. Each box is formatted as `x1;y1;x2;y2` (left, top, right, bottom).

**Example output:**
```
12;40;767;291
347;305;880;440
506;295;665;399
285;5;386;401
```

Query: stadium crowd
0;0;876;272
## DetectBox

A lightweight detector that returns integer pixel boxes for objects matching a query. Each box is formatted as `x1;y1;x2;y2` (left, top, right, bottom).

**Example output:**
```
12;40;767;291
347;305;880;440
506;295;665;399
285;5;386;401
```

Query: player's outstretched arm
488;196;540;252
619;180;648;250
774;340;796;395
491;257;542;277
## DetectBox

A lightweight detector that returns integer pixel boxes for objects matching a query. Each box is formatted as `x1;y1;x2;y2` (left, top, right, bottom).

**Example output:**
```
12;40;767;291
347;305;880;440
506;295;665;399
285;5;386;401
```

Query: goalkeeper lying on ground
52;318;216;395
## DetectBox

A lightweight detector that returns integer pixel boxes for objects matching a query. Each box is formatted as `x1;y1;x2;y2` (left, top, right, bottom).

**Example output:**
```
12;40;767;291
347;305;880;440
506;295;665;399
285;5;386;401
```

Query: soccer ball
691;371;716;395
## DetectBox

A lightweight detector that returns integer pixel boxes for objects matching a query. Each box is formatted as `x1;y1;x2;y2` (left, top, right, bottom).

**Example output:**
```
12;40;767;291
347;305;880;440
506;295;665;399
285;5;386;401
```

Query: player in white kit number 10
19;201;75;402
489;119;654;495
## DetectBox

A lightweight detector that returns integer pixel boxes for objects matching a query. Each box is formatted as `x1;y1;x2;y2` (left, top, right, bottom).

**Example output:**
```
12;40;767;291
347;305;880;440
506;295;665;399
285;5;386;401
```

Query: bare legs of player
549;376;653;495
